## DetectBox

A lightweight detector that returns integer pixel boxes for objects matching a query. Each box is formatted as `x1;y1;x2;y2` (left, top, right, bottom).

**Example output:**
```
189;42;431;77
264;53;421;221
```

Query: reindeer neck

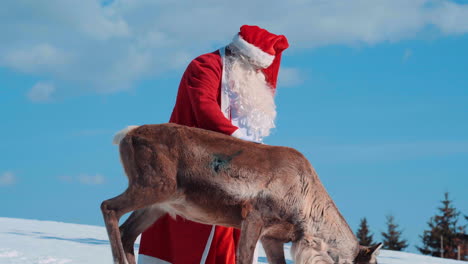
306;179;359;261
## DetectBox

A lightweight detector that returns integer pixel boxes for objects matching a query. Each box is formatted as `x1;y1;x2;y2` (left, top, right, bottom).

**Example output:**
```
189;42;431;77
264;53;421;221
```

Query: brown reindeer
101;123;382;264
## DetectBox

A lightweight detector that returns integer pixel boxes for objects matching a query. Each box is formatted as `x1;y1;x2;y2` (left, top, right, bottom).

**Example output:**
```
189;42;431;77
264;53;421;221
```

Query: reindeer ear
358;243;383;257
369;243;383;256
355;243;383;264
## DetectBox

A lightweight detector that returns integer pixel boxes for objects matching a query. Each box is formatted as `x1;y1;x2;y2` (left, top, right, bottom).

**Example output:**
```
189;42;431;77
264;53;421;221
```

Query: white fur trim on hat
229;34;275;68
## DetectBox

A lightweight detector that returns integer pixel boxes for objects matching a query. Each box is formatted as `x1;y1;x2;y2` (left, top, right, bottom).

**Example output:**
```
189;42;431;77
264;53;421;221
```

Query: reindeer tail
112;126;139;145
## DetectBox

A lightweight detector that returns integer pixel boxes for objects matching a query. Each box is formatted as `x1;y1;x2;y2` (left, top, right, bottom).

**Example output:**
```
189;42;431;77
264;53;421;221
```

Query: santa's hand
231;129;262;143
231;129;244;139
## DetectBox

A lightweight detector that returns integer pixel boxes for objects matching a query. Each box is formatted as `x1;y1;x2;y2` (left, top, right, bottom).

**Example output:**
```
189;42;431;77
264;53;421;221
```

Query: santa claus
138;25;289;264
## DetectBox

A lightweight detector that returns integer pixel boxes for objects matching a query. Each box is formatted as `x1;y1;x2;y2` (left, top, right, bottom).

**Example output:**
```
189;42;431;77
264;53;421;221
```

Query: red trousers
138;214;240;264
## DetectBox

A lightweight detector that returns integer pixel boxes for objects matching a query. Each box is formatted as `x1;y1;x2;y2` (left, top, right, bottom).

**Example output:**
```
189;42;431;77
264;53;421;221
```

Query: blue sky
1;0;468;252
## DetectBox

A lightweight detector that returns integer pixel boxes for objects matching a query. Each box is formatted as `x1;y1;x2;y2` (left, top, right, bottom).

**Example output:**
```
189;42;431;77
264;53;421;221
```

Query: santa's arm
186;56;239;135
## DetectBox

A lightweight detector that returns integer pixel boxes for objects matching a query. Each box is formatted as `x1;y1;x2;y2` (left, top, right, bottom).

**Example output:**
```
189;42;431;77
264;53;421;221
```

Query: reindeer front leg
261;237;286;264
237;202;263;264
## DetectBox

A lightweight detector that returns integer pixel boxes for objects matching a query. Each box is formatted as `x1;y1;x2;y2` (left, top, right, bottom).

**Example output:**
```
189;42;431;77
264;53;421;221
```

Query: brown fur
101;123;381;264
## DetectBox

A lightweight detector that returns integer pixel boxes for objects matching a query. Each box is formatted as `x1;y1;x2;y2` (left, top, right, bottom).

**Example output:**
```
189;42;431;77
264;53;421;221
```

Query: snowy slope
0;217;465;264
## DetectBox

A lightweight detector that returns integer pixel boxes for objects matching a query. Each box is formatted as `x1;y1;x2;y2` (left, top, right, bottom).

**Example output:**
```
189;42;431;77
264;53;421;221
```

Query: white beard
225;55;276;141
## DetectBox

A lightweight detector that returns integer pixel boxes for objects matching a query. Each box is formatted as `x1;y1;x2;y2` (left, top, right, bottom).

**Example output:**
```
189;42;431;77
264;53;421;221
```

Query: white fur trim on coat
229;34;275;69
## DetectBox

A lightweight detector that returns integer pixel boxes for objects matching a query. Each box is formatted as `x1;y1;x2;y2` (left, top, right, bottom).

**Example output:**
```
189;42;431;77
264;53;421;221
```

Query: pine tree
417;192;464;259
381;215;408;251
356;217;374;246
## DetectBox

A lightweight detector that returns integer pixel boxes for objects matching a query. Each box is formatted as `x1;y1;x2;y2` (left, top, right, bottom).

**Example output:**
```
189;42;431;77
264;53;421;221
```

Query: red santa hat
229;25;289;90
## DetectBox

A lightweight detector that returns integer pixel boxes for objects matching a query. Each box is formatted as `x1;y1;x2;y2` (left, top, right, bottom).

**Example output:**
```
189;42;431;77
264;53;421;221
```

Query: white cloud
27;82;55;102
58;175;74;183
429;1;468;34
71;129;114;137
0;171;16;186
278;68;303;87
403;49;413;61
3;44;69;74
58;173;105;185
1;0;468;95
78;174;106;185
312;140;468;164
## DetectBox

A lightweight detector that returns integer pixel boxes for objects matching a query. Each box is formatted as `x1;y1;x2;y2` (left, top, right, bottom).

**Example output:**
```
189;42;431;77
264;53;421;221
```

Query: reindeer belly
160;193;244;228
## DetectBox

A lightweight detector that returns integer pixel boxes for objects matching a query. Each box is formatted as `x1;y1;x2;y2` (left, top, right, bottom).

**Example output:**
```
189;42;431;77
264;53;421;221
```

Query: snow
0;217;465;264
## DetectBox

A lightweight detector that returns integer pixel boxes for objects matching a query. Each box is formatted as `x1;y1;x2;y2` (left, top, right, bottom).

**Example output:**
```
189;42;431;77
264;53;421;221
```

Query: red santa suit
138;25;289;264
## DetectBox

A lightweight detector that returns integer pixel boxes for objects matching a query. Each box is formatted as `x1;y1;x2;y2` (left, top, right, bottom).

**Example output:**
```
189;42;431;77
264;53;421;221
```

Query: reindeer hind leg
104;137;177;263
101;184;175;264
101;191;136;264
120;206;166;264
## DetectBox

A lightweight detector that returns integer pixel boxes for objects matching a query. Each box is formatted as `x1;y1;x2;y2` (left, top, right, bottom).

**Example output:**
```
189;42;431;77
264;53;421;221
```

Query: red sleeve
185;54;238;135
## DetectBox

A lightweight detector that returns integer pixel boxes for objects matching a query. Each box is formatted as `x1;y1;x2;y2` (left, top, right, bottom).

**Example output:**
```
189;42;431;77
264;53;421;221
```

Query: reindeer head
353;243;382;264
291;235;334;264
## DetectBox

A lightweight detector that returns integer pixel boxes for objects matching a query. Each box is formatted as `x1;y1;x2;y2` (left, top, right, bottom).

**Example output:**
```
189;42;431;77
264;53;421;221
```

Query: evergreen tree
381;215;408;251
356;217;374;246
417;192;464;259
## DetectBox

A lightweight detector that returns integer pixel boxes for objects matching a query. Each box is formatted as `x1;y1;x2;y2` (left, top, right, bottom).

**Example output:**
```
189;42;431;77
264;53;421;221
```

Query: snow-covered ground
0;217;465;264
